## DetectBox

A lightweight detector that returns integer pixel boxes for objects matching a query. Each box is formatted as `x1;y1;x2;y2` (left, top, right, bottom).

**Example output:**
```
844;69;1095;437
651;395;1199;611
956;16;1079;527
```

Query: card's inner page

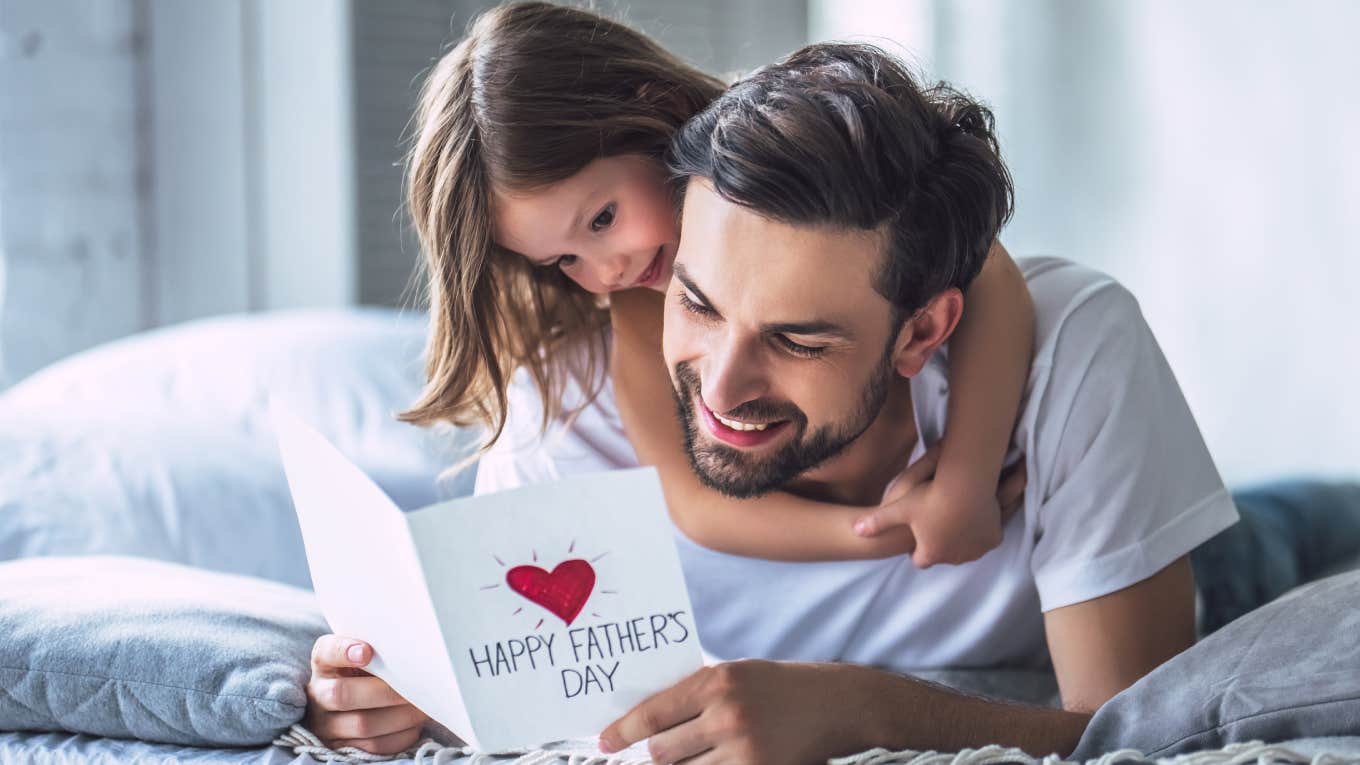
271;406;473;743
406;467;703;751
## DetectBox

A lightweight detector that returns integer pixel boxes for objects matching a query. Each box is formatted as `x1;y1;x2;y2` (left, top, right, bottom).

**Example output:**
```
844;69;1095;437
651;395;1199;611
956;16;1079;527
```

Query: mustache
673;361;805;424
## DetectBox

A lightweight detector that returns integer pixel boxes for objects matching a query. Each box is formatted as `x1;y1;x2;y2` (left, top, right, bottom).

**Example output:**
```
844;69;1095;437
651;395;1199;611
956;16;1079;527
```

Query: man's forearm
850;664;1091;759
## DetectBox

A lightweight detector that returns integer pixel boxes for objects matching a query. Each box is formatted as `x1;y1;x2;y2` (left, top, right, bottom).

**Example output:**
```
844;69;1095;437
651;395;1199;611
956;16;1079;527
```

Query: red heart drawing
505;559;596;625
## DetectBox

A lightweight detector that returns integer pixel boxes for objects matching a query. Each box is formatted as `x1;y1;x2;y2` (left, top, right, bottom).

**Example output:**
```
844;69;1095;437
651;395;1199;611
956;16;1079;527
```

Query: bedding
1072;569;1360;759
0;308;479;588
0;308;443;480
0;417;314;587
4;732;1360;764
0;556;326;747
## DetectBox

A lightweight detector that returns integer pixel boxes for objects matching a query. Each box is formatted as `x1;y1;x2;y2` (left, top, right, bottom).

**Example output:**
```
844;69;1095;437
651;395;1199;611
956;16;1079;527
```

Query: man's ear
891;288;965;378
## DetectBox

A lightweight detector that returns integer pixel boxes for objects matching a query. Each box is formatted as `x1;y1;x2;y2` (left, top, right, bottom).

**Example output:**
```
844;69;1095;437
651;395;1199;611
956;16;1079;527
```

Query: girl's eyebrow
567;205;588;236
526;186;612;265
569;183;610;234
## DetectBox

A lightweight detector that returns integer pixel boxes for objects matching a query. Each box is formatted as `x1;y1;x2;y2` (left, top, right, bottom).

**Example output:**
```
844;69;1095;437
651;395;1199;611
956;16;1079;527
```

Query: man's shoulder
1010;260;1236;613
925;257;1145;383
1015;256;1146;370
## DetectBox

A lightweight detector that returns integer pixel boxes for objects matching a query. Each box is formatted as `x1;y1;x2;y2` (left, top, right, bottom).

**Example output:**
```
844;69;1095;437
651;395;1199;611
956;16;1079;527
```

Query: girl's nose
594;252;630;290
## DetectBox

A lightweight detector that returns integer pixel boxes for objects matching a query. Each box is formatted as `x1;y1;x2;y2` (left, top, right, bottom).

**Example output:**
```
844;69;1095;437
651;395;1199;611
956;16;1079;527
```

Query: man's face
661;179;903;498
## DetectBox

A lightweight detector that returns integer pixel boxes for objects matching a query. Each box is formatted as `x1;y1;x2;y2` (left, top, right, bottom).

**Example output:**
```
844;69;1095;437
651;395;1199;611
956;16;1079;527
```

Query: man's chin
686;442;802;499
689;456;782;499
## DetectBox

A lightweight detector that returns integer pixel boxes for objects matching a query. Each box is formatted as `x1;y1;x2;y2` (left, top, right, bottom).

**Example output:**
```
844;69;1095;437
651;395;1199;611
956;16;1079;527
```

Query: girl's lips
632;246;667;288
698;399;789;449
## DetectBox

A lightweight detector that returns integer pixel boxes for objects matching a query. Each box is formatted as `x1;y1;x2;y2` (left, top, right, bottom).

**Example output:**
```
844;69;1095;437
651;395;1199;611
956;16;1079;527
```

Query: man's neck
784;376;918;507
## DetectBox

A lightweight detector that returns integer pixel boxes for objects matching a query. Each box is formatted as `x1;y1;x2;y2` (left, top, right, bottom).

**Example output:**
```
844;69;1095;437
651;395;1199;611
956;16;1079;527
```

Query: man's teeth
714;412;769;432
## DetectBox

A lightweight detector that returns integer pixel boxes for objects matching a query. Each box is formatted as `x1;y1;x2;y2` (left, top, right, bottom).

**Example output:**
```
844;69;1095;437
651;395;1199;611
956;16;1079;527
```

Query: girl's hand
303;634;429;755
852;446;1027;568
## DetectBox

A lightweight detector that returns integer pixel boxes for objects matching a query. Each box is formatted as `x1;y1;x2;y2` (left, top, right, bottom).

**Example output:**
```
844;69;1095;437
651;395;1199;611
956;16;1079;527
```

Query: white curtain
810;0;1360;484
0;169;7;390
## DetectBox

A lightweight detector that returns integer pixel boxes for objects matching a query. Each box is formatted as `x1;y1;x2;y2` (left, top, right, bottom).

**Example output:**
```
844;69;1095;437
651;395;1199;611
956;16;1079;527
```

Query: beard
670;351;896;499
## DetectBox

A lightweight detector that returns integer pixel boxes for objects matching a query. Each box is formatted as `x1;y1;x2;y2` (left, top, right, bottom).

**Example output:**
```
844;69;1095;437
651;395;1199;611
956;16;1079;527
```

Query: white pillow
0;308;478;587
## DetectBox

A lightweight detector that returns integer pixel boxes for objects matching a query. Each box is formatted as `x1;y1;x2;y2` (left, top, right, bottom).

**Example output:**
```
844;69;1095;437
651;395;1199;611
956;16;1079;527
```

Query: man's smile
697;398;791;448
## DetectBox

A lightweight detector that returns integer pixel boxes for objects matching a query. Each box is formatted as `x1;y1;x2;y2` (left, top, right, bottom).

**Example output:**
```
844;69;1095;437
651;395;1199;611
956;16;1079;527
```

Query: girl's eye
677;291;715;318
776;335;826;359
540;254;578;270
591;204;617;232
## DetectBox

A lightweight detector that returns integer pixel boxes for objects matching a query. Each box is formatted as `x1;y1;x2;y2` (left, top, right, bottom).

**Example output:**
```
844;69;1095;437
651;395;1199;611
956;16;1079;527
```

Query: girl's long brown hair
398;2;724;454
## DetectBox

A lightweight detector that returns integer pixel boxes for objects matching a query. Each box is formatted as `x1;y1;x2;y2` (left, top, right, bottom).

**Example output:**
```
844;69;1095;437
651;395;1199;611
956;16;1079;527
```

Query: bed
5;730;1360;764
1;309;1356;765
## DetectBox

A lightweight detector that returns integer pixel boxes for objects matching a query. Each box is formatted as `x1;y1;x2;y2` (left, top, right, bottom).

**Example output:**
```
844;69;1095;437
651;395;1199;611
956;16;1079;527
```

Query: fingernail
598;735;617;754
854;520;870;536
347;644;365;663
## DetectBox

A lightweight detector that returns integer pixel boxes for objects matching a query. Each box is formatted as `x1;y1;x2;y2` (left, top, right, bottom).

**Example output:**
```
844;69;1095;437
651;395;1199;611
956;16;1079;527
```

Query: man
474;44;1240;762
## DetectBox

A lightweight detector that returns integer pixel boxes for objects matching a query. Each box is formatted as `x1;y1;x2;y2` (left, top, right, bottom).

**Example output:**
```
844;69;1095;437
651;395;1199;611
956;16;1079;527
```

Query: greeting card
271;406;703;751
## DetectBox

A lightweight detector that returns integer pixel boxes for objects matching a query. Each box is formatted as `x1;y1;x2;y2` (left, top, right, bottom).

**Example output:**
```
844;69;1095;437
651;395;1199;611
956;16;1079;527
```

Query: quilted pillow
0;556;328;746
1072;569;1360;758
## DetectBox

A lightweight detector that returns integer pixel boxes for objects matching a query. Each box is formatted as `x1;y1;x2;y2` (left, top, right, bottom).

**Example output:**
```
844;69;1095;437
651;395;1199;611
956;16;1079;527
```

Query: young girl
304;2;1032;754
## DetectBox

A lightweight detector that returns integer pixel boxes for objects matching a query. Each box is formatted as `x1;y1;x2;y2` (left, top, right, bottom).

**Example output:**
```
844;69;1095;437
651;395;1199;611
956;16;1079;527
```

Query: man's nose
702;335;770;415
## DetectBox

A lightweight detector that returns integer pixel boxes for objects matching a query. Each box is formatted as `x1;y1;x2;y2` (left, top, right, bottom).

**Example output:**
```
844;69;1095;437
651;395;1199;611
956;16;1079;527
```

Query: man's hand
599;660;876;765
303;634;429;755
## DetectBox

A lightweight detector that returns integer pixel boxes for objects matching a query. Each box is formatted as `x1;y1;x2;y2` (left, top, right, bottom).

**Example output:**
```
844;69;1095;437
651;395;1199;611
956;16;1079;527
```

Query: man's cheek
778;378;830;427
661;308;696;379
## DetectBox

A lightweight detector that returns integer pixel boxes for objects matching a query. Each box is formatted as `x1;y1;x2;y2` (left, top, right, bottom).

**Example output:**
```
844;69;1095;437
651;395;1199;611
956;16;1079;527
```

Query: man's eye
590;204;616;232
776;335;826;359
677;291;715;317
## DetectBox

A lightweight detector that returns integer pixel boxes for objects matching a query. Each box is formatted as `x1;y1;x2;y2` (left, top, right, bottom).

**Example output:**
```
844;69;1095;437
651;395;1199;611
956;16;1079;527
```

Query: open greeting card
271;407;704;751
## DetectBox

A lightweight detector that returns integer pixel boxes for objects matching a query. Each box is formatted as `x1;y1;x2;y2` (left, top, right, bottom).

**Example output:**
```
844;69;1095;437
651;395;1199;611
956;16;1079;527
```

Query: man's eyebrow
762;320;855;341
673;264;718;310
674;264;854;341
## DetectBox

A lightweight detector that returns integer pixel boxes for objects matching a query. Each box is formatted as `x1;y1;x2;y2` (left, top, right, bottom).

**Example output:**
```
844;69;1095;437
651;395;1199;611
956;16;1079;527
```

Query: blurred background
0;0;1355;485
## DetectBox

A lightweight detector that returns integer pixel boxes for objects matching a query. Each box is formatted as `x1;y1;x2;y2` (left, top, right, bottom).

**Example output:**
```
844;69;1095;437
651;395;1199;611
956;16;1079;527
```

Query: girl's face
493;154;678;294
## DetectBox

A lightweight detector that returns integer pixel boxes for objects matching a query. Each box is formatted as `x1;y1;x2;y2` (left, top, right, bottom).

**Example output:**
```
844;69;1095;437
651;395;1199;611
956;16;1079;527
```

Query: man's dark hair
668;43;1015;320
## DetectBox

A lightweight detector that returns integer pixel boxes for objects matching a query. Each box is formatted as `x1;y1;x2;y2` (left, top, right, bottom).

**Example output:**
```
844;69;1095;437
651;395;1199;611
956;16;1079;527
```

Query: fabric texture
0;555;329;747
1071;569;1360;760
3;732;1360;765
0;308;477;588
1192;480;1360;635
474;257;1239;673
273;730;1360;765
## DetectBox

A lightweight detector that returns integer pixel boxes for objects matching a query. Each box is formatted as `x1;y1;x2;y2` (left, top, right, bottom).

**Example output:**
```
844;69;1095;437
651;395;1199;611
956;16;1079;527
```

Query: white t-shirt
474;257;1239;672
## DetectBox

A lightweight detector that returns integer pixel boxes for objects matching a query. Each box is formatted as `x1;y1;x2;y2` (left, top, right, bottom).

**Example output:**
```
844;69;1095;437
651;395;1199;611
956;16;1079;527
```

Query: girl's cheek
564;271;603;295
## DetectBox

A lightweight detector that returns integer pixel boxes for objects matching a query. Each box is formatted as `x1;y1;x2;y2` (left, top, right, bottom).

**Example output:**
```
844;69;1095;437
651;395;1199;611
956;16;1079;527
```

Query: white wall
811;0;1360;484
0;0;149;386
619;0;807;76
151;0;359;318
253;0;358;310
148;0;252;322
1;0;437;383
0;1;808;386
1;0;358;383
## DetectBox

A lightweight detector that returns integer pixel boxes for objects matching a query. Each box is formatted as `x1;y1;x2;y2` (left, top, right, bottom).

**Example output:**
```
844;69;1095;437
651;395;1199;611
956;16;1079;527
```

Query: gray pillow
0;555;328;746
1072;569;1360;759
